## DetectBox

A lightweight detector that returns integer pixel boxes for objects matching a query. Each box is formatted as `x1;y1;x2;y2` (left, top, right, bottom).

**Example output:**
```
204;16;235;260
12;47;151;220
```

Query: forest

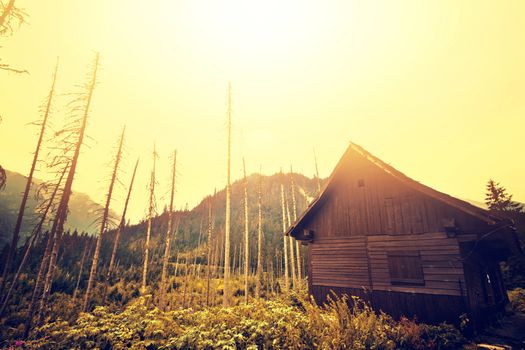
2;0;525;349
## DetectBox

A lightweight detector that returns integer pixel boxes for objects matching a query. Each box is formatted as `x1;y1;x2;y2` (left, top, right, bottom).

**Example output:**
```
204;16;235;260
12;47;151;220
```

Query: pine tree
485;179;523;212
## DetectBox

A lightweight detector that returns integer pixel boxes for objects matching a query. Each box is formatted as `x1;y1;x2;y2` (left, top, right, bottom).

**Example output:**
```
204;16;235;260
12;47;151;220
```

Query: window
387;251;425;286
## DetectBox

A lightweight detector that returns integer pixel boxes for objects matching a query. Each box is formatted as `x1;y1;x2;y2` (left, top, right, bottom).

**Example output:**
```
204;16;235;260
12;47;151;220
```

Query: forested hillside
0;169;108;247
0;171;321;338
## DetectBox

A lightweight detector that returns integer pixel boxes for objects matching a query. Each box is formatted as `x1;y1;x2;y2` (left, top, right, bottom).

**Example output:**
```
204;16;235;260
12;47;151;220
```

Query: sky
1;0;524;227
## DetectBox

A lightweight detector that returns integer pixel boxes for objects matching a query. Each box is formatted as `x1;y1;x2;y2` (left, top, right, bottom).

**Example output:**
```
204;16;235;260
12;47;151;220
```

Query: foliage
485;179;523;212
508;288;525;313
13;292;466;350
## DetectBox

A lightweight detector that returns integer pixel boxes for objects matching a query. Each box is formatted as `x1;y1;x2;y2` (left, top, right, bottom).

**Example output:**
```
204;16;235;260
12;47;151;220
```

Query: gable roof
287;142;505;237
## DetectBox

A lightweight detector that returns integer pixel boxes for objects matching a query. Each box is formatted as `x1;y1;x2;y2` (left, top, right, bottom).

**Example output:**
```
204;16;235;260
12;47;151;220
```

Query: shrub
18;292;465;350
508;288;525;313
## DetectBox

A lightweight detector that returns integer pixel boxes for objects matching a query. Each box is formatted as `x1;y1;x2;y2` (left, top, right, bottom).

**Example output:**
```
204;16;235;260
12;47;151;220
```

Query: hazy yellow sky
1;0;524;226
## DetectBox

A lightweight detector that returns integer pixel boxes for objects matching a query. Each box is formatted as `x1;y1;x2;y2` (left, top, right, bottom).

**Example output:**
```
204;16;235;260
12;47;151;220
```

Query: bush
18;293;465;350
508;288;525;313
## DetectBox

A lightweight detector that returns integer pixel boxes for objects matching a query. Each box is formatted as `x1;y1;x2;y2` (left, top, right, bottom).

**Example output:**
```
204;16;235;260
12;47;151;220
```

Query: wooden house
287;143;521;326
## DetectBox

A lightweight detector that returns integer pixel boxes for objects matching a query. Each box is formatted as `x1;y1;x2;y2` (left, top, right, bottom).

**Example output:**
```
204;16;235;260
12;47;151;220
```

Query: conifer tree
485;179;523;212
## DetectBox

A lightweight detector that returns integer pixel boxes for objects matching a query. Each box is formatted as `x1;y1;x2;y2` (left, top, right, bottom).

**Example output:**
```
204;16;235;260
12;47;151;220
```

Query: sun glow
1;1;525;225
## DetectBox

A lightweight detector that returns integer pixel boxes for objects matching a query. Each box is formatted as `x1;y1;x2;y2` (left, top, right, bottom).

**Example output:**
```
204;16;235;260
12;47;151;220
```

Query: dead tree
0;163;66;317
107;158;139;280
205;196;213;306
142;144;157;293
34;53;99;329
255;170;263;298
72;240;91;301
285;190;297;288
1;61;58;293
223;82;232;306
242;158;249;303
290;168;302;281
83;126;125;311
159;150;177;310
314;148;321;193
280;182;289;292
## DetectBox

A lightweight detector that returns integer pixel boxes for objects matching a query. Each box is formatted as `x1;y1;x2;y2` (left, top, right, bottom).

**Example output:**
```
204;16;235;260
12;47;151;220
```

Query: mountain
99;172;322;270
0;169;106;247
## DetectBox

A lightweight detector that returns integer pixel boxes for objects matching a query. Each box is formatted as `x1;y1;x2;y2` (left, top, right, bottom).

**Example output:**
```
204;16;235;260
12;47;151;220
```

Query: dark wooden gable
289;143;504;240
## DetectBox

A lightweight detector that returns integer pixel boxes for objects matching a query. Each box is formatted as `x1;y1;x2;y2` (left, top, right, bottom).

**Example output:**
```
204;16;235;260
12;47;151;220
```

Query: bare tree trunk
24;221;56;337
107;158;139;280
36;54;99;326
285;191;296;289
174;252;180;279
290;169;302;283
159;151;176;310
223;82;232;306
0;163;66;317
182;259;189;308
242;158;249;303
255;171;263;298
83;126;125;312
1;61;57;294
142;144;157;293
314;148;321;193
73;240;91;301
280;183;289;292
192;218;203;276
205;196;213;306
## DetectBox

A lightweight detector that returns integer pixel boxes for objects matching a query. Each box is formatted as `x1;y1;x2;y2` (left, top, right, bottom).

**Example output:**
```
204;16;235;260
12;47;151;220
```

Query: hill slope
0;169;107;247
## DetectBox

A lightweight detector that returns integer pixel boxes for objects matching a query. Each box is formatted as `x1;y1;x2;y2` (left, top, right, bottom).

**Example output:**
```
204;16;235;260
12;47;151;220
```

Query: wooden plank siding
310;237;369;288
300;149;492;238
309;233;466;296
367;232;466;296
289;144;516;326
311;285;467;325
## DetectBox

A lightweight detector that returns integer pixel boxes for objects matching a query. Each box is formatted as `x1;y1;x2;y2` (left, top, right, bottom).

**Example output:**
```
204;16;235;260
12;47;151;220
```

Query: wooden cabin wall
310;236;369;288
300;150;491;238
367;232;465;296
310;285;467;325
